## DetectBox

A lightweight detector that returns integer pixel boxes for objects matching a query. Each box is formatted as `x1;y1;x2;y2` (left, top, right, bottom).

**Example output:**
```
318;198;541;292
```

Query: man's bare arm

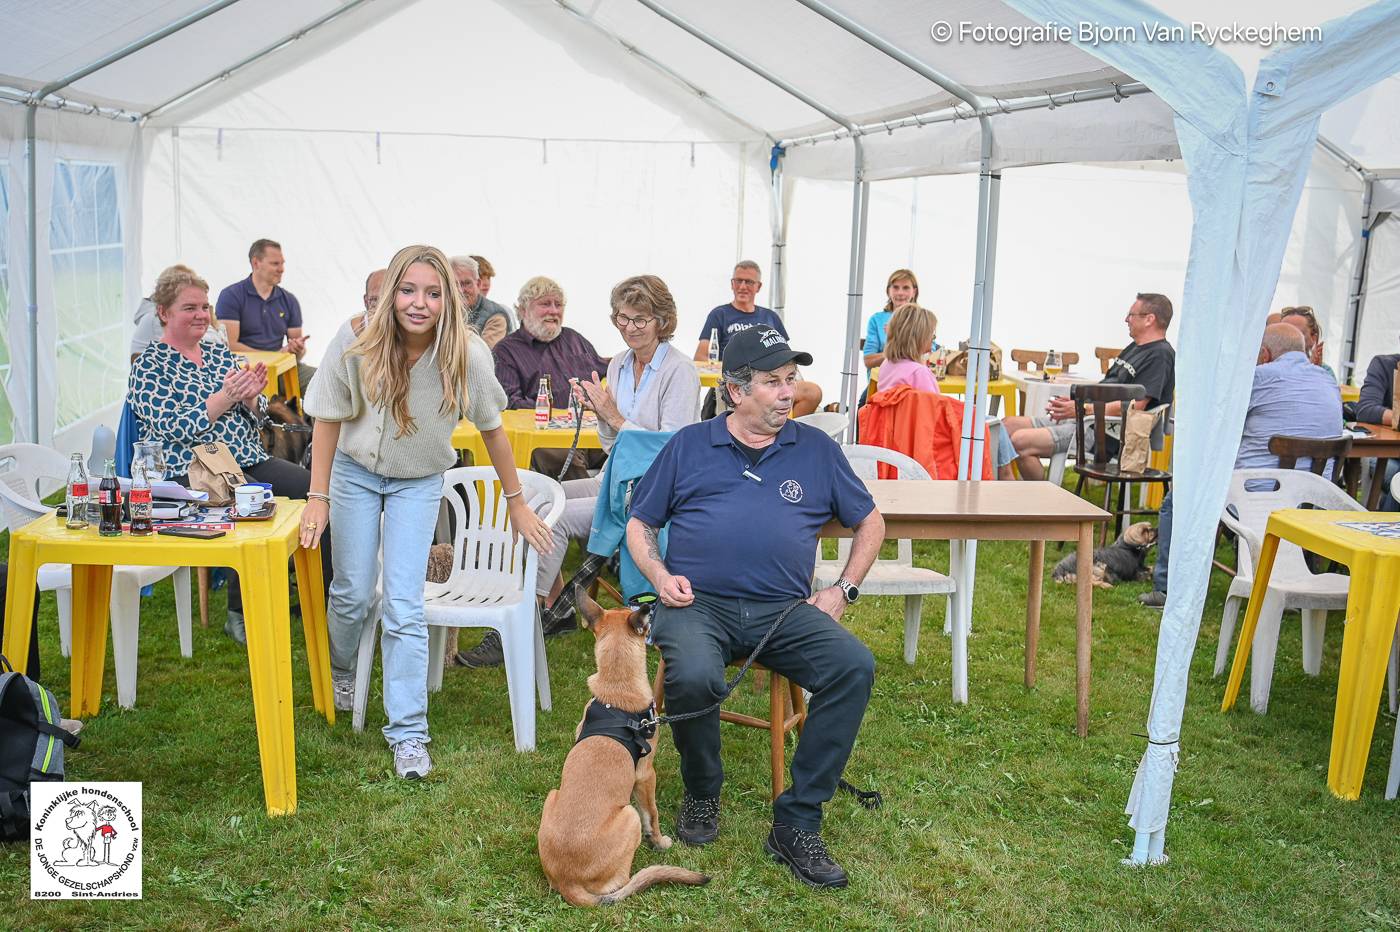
838;508;885;587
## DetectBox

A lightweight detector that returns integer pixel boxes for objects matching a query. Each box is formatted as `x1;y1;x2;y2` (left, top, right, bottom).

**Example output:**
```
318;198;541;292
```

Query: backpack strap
0;654;13;674
35;720;80;748
0;790;30;841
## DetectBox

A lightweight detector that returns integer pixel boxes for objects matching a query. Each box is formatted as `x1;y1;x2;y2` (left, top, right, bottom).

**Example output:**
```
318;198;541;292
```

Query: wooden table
452;407;603;469
243;350;302;405
1342;422;1400;509
869;369;1019;415
1004;370;1097;418
1221;508;1400;799
822;480;1110;736
1;499;331;816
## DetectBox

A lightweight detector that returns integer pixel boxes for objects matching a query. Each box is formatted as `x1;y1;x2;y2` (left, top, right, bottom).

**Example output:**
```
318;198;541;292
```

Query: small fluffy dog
1052;521;1158;589
537;590;709;906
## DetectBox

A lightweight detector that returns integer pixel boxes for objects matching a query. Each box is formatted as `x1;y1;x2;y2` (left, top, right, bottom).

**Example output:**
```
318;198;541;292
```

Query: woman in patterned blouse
127;264;331;644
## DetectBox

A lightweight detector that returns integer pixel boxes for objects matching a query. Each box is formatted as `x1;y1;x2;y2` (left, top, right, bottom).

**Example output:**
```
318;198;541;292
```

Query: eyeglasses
613;314;656;330
730;278;760;288
1125;311;1154;319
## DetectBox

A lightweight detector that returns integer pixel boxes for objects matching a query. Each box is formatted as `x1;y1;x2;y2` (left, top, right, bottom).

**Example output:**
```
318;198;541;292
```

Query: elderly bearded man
627;326;884;889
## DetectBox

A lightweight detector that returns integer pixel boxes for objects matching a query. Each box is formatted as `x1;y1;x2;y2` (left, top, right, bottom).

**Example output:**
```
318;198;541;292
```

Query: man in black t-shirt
1005;293;1176;480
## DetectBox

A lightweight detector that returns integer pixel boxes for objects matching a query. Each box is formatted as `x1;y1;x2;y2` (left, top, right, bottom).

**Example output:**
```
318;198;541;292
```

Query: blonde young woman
301;244;551;779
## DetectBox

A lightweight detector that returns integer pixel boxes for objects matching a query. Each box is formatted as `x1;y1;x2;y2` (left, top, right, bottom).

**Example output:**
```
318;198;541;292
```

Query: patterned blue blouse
127;340;269;478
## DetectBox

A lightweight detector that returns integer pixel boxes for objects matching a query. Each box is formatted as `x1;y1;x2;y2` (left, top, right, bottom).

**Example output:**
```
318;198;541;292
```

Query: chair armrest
1219;508;1262;575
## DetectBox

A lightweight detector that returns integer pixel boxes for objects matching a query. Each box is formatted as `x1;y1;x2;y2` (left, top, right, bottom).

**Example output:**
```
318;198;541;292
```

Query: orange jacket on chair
857;384;994;480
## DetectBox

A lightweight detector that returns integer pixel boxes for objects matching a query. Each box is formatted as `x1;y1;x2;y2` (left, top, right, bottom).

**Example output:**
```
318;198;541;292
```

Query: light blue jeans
326;451;445;747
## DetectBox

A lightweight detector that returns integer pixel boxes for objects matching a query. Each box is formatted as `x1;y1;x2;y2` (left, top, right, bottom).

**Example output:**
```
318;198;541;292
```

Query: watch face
843;584;859;603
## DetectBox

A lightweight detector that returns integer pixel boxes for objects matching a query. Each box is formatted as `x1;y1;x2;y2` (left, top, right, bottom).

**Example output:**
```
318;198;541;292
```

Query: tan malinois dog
537;590;709;906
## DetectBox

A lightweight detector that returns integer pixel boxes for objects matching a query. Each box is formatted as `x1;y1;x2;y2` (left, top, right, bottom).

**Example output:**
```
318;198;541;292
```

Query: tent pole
22;0;243;443
770;147;786;316
1341;178;1377;382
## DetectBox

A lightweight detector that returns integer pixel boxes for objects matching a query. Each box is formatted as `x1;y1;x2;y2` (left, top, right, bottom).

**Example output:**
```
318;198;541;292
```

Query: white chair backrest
830;444;930;565
434;466;566;595
1392;469;1400;503
795;411;849;440
0;443;71;532
1224;468;1362;582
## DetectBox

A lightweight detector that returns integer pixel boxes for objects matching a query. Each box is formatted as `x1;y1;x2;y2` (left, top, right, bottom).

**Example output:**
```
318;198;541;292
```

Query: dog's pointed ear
576;584;604;630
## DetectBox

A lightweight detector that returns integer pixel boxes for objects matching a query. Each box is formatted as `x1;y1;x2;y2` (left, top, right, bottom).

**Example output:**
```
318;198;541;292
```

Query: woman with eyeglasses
1279;306;1336;380
458;275;701;665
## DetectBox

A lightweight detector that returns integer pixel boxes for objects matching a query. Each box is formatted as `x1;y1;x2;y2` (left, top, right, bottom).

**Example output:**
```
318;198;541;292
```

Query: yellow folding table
1;499;332;816
452;408;602;469
242;349;302;405
1221;508;1400;799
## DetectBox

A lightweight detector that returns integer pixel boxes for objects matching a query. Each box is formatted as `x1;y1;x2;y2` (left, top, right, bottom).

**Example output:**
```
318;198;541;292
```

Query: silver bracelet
502;487;524;500
307;492;331;504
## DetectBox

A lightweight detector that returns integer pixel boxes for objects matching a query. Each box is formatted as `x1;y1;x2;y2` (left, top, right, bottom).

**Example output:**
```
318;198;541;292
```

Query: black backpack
0;655;78;842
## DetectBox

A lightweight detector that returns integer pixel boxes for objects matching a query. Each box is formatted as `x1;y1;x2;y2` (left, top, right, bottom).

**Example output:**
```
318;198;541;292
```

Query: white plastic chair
813;445;955;664
0;443;192;709
1216;469;1371;714
350;467;565;750
794;411;849;439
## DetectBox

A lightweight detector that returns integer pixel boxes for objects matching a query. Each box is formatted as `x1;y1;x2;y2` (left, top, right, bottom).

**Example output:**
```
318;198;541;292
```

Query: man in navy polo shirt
627;326;884;889
217;238;315;391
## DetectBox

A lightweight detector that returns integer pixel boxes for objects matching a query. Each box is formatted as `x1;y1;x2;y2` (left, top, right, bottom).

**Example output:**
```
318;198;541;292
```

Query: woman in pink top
876;303;941;394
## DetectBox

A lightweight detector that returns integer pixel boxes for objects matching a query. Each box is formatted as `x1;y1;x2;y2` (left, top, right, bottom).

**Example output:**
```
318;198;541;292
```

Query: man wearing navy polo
627;326;885;889
217;238;315;391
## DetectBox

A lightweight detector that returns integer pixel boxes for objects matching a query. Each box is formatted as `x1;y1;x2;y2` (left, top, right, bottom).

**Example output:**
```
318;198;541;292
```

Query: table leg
1328;559;1400;799
1;541;39;675
1026;539;1044;689
293;546;333;724
1221;532;1280;711
69;564;114;718
1366;458;1391;511
240;546;299;816
1075;523;1093;737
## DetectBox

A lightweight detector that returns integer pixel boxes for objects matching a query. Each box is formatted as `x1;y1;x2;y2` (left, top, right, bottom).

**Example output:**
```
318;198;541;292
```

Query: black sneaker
676;793;720;846
765;822;848;889
1138;590;1167;609
460;631;504;668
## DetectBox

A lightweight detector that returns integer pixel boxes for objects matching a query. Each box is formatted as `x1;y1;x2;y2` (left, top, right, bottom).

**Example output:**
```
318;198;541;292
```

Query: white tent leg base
1122;829;1168;866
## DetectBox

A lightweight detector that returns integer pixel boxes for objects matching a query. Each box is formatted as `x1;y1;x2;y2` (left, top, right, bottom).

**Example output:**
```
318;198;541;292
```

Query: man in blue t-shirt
693;260;821;416
628;326;885;890
216;238;315;392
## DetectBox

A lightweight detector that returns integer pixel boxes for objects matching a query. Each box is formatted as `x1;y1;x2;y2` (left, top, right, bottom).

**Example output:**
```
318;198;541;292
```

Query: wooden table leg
1026;539;1044;689
1221;532;1281;711
293;545;333;724
1328;559;1400;799
2;542;39;675
241;546;299;816
1366;458;1391;511
1075;523;1093;737
69;564;114;718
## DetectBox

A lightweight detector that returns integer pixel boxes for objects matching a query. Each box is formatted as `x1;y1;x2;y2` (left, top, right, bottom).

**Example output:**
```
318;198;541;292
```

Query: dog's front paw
649;833;674;850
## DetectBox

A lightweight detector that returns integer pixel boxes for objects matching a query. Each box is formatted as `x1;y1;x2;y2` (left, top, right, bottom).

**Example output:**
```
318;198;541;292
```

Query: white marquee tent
2;0;1398;864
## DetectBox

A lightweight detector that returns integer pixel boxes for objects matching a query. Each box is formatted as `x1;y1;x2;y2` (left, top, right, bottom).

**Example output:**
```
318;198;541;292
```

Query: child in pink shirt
876;303;941;394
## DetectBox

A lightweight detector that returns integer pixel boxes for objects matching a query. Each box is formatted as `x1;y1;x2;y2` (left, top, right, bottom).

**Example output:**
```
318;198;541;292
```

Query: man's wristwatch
835;577;860;604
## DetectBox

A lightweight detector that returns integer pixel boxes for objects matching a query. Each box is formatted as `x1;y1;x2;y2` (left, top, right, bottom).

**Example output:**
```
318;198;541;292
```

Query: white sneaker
332;673;355;713
393;738;432;779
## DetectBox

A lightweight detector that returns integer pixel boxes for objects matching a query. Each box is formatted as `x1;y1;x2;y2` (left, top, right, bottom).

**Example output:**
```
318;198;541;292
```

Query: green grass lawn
2;514;1399;929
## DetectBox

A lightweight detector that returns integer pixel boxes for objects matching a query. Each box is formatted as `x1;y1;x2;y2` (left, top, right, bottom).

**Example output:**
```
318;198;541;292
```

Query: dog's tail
592;865;710;905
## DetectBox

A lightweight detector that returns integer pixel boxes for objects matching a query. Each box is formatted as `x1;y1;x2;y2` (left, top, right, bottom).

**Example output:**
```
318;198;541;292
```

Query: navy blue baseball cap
722;326;813;373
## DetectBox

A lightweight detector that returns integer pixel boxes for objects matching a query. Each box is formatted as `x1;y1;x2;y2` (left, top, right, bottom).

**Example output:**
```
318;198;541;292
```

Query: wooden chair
1267;434;1352;486
1094;346;1120;374
1069;384;1172;545
652;656;807;801
1011;349;1083;412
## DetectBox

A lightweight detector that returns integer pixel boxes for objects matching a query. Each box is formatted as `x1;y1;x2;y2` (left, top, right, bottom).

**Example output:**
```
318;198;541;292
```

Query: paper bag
944;343;1003;380
187;441;247;506
1119;407;1163;473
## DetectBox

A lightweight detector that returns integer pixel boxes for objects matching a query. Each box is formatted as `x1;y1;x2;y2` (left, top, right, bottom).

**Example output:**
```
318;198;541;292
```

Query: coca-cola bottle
129;463;153;537
534;375;551;429
65;453;90;530
97;458;122;537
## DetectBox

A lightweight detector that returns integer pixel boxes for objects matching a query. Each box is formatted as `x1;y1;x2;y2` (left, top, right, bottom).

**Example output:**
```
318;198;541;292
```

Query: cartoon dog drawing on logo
60;800;102;866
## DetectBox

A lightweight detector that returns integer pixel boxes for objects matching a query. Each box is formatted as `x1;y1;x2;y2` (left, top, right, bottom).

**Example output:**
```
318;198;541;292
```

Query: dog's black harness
575;700;657;766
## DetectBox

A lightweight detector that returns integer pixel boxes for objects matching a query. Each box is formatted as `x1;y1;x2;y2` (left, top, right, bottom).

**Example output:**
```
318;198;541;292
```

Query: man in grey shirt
1141;323;1342;607
450;255;514;347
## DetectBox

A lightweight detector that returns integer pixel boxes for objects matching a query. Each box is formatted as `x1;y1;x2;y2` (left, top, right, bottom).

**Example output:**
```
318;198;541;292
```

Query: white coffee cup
234;483;273;516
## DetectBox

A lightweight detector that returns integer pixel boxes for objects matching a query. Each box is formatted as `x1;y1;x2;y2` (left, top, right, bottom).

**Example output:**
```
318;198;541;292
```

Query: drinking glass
1044;349;1063;380
132;440;167;483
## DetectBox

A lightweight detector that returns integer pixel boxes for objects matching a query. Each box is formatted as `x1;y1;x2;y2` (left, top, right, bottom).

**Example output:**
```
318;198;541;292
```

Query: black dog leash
637;598;883;810
554;381;586;482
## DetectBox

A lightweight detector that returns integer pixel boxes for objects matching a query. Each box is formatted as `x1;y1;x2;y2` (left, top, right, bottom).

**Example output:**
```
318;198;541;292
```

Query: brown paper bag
1119;408;1162;473
187;441;247;506
944;342;1003;380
